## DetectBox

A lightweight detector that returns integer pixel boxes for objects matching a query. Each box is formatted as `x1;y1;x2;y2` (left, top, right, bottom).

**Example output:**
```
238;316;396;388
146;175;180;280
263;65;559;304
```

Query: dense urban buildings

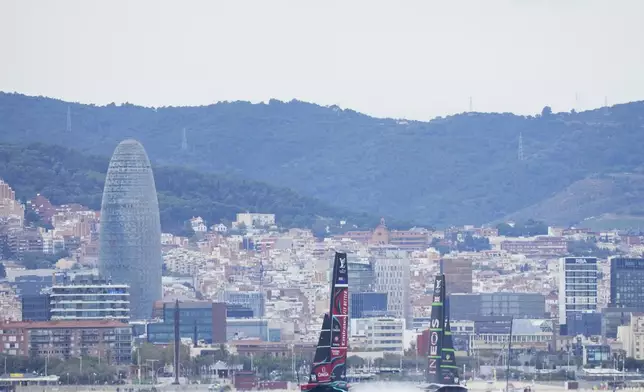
6;168;644;379
334;218;431;250
98;139;162;320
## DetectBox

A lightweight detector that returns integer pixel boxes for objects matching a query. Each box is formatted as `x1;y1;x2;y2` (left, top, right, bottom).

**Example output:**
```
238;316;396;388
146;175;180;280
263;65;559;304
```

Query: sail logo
331;348;341;356
431;318;440;328
318;367;330;378
341;289;349;315
340;316;348;346
338;256;347;275
429;329;439;358
434;278;442;294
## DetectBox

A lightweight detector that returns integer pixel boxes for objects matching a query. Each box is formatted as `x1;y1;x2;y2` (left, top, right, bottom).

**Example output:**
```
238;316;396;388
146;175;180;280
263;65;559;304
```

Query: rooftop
0;320;130;329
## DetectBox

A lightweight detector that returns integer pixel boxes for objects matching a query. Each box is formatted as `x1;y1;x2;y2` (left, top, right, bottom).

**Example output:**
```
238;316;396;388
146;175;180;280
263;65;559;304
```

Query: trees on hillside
0;143;384;235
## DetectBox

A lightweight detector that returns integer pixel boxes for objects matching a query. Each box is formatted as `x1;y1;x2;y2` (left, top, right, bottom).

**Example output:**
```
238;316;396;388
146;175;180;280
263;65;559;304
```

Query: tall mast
329;252;349;382
427;275;445;382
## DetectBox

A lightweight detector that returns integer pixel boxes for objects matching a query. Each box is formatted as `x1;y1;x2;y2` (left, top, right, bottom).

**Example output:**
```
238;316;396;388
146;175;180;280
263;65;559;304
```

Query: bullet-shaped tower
99;139;162;320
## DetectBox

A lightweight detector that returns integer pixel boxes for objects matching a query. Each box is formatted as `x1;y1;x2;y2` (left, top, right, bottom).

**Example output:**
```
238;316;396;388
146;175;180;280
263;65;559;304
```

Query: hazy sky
1;0;643;120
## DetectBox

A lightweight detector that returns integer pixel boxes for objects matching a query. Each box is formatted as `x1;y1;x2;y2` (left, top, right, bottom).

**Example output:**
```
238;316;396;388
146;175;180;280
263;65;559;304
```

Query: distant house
212;223;227;233
190;217;207;233
235;213;276;228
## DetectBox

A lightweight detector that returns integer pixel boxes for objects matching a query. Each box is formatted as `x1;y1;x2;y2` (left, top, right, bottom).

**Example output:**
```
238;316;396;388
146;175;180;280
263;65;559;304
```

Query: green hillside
2;92;644;226
0;142;383;234
503;172;644;227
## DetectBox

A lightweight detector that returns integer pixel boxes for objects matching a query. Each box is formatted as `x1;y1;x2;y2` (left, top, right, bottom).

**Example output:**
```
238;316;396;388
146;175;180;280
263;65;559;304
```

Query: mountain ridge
2;92;644;227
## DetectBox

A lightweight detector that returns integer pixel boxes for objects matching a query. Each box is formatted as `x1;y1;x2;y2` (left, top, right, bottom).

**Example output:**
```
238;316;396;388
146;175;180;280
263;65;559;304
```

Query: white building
190;217;207;233
211;223;228;233
235;213;276;228
618;312;644;360
350;317;405;352
40;231;65;255
558;257;598;331
373;248;411;327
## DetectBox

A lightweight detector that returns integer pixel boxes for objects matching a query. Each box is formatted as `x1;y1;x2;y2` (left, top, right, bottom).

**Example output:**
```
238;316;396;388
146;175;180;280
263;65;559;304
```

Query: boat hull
300;381;350;392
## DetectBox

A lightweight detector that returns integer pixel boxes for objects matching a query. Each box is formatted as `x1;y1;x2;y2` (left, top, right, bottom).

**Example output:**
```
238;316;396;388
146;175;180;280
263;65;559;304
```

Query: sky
1;0;643;121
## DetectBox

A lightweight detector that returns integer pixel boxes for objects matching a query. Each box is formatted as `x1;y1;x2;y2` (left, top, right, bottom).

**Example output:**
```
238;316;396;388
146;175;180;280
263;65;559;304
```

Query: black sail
440;315;459;384
426;274;460;386
306;252;349;386
314;314;331;363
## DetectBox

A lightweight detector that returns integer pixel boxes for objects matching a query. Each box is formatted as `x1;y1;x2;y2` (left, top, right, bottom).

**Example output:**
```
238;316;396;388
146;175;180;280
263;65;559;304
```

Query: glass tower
99;139;162;320
610;257;644;307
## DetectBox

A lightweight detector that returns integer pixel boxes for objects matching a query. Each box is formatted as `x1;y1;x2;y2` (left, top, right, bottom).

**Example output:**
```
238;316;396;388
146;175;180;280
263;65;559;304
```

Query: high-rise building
440;256;473;295
348;259;374;292
350;292;388;319
558;257;598;335
373;248;411;326
21;294;51;321
610;257;644;307
449;292;546;320
224;291;265;318
99;139;162;320
0;179;25;226
147;300;227;344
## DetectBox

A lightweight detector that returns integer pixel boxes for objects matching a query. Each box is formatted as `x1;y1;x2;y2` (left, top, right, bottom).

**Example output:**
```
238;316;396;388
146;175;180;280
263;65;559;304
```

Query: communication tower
66;106;72;133
181;128;188;151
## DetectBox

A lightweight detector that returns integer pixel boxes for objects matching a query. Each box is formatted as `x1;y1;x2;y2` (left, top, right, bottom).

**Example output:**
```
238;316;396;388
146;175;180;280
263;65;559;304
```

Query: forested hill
0;142;385;234
2;92;644;226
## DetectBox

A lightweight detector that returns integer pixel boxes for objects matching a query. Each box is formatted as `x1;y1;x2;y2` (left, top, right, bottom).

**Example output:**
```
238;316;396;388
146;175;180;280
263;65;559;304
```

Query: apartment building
50;274;130;322
0;320;132;364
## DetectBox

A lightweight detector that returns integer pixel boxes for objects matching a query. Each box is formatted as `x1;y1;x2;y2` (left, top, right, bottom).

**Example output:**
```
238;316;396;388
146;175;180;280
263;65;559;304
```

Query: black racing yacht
300;252;350;392
423;274;468;392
